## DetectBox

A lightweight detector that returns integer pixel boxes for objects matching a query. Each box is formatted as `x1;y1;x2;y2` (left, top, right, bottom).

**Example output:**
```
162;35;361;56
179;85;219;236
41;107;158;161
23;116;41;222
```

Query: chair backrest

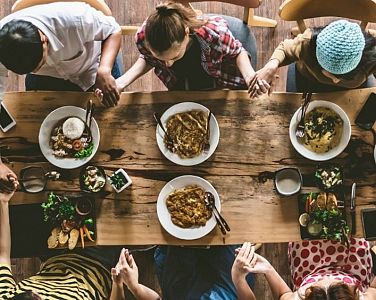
11;0;139;35
176;0;260;24
279;0;376;33
12;0;112;15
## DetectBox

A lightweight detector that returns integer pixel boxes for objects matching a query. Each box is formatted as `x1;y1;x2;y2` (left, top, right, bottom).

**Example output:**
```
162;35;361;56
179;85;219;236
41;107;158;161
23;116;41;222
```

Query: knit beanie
316;20;365;75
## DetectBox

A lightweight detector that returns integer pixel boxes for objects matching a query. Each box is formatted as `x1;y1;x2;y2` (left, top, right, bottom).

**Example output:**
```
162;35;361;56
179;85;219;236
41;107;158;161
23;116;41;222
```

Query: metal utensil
205;192;230;232
204;194;226;235
153;112;176;153
204;111;212;152
83;100;95;139
295;92;312;138
350;182;357;235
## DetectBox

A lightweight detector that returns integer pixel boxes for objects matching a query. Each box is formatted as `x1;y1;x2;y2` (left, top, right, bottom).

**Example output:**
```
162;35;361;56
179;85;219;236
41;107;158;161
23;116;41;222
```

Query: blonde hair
145;1;205;54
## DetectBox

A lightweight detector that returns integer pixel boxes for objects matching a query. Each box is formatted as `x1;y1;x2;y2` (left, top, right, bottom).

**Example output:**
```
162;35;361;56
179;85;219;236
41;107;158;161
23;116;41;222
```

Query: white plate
157;175;221;240
156;102;220;166
289;100;351;161
39;106;100;169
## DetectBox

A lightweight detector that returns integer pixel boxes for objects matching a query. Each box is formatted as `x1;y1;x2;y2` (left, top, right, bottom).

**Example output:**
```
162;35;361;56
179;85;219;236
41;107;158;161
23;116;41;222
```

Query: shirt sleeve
0;264;16;298
81;5;121;42
270;29;313;67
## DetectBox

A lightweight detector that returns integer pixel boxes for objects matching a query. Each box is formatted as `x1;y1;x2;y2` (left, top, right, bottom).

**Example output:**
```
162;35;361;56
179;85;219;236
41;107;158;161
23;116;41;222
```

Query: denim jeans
154;245;254;300
25;54;123;91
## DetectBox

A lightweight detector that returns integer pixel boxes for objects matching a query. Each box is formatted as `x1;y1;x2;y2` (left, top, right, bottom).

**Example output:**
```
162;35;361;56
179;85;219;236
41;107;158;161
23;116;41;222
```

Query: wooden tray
298;190;347;240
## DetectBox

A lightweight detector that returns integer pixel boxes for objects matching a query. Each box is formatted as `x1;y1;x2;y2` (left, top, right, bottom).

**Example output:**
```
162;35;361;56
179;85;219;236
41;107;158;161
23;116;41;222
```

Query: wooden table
1;89;375;245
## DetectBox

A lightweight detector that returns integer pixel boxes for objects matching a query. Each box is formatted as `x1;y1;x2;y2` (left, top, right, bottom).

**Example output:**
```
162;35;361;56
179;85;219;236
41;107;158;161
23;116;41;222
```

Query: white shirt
0;2;121;103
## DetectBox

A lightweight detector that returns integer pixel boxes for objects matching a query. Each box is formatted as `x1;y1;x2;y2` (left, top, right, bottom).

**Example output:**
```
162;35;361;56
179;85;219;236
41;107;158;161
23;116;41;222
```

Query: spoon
205;191;230;233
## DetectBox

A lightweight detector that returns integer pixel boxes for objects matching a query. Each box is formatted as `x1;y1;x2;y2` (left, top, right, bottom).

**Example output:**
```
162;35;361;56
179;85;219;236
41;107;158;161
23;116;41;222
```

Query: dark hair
11;291;38;300
0;20;43;74
145;1;205;54
305;283;357;300
310;25;376;80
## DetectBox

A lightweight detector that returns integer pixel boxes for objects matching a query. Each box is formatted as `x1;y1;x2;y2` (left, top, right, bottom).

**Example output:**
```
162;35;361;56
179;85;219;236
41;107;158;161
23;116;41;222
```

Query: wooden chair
180;0;277;27
11;0;138;35
279;0;376;35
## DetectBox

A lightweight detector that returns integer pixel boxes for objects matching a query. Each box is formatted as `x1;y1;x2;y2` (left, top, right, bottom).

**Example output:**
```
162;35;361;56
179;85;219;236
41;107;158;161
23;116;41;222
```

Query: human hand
0;163;18;196
235;244;272;275
232;242;256;280
111;248;139;291
250;60;279;97
95;67;120;107
245;73;270;99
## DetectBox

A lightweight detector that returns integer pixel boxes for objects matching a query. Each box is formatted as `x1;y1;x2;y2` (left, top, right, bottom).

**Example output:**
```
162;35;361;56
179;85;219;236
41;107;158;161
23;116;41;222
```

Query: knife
350;182;356;235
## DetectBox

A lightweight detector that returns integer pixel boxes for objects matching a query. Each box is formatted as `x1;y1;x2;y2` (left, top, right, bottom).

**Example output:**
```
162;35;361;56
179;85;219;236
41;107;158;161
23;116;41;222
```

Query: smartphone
361;208;376;240
0;103;16;132
355;92;376;130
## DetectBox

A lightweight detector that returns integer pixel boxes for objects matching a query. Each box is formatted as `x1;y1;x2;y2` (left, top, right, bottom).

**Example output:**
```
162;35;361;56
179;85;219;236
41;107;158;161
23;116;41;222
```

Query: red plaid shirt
135;16;247;89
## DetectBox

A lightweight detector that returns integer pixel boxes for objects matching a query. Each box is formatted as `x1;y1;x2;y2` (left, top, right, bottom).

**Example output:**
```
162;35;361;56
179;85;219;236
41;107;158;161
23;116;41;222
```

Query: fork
153;112;177;153
204;111;212;152
295;92;312;138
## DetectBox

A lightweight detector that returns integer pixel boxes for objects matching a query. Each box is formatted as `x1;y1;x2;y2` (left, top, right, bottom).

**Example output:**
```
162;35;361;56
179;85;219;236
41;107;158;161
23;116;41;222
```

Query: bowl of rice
39;106;100;169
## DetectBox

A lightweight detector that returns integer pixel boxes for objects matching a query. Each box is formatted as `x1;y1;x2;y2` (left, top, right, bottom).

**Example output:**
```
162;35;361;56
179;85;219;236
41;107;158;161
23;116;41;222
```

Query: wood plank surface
2;89;375;245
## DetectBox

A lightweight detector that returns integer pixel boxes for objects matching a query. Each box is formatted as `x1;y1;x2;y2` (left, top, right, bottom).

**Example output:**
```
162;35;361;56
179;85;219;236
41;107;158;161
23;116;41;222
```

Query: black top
170;34;216;91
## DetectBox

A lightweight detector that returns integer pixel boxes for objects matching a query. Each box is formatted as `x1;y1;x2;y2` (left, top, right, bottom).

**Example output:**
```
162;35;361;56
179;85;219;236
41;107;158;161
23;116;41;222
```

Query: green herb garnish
74;142;94;159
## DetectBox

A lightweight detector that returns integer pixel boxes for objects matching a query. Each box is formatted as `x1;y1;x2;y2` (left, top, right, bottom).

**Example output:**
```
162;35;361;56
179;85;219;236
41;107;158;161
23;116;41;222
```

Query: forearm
264;267;292;300
109;282;126;300
236;50;256;82
129;283;160;300
0;202;11;265
116;57;153;91
99;31;122;73
233;276;256;300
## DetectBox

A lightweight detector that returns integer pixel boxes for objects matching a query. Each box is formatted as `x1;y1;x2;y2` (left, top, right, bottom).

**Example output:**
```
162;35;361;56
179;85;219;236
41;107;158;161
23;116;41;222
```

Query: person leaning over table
0;161;131;300
0;2;122;107
95;1;267;99
234;241;376;300
250;20;376;95
109;243;256;300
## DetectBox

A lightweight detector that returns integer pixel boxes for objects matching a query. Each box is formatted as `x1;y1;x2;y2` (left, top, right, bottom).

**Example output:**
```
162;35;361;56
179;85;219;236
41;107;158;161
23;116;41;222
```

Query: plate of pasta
155;102;220;166
289;101;351;161
157;175;221;240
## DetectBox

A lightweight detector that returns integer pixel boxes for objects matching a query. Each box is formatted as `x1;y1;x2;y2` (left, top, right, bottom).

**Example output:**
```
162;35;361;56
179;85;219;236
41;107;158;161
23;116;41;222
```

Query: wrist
267;59;279;71
128;282;140;296
98;66;112;76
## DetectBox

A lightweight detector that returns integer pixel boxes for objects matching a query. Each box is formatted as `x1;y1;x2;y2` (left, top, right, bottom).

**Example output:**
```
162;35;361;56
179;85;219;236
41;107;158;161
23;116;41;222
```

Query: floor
2;0;373;299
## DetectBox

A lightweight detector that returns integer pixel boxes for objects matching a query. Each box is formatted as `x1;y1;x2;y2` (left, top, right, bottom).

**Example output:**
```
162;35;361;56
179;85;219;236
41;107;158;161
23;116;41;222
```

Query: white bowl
157;175;221;240
39;106;100;169
156;102;220;166
289;100;351;161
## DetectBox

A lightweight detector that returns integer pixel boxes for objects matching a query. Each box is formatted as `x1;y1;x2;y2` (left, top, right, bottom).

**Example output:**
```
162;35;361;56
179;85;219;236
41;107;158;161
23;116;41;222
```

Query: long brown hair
145;1;205;54
305;283;358;300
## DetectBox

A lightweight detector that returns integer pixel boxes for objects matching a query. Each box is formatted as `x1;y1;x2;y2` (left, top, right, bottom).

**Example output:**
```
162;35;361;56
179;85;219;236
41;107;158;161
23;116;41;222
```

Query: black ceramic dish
314;163;343;192
79;165;107;193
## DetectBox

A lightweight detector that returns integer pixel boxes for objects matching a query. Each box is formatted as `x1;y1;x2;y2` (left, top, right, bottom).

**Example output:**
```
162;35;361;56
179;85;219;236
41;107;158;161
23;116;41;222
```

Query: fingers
245;245;255;265
95;89;103;101
247;75;258;93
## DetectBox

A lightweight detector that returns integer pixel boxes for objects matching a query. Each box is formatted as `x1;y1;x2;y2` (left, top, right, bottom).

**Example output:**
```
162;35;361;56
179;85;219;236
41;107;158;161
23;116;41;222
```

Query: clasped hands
0;162;19;202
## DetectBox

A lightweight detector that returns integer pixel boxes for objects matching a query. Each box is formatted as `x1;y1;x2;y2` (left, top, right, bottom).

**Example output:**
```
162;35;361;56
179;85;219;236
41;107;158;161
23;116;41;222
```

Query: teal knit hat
316;20;365;75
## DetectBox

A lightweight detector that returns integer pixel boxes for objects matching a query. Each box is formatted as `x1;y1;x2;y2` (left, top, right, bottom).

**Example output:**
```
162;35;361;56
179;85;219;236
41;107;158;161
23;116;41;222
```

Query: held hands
112;248;139;291
0;163;18;202
94;67;120;107
232;242;272;281
246;59;279;98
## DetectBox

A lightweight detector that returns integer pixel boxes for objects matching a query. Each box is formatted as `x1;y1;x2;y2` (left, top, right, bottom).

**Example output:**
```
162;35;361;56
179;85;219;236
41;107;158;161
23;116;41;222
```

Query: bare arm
263;267;293;300
116;57;153;92
236;50;256;84
0;163;18;265
128;284;161;300
95;30;122;107
109;282;126;300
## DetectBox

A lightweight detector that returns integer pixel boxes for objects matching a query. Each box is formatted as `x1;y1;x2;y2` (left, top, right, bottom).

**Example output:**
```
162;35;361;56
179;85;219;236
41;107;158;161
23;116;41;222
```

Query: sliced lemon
307;222;323;236
299;213;310;227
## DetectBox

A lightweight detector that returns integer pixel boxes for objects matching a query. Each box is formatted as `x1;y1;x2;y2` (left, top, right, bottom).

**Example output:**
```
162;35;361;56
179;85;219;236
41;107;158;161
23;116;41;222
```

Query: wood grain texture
2;89;375;245
1;1;375;298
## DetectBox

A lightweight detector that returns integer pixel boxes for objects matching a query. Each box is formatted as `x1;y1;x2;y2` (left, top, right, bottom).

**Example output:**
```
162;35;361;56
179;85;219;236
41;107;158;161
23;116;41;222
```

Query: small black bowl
274;167;302;196
315;163;343;191
79;165;107;193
